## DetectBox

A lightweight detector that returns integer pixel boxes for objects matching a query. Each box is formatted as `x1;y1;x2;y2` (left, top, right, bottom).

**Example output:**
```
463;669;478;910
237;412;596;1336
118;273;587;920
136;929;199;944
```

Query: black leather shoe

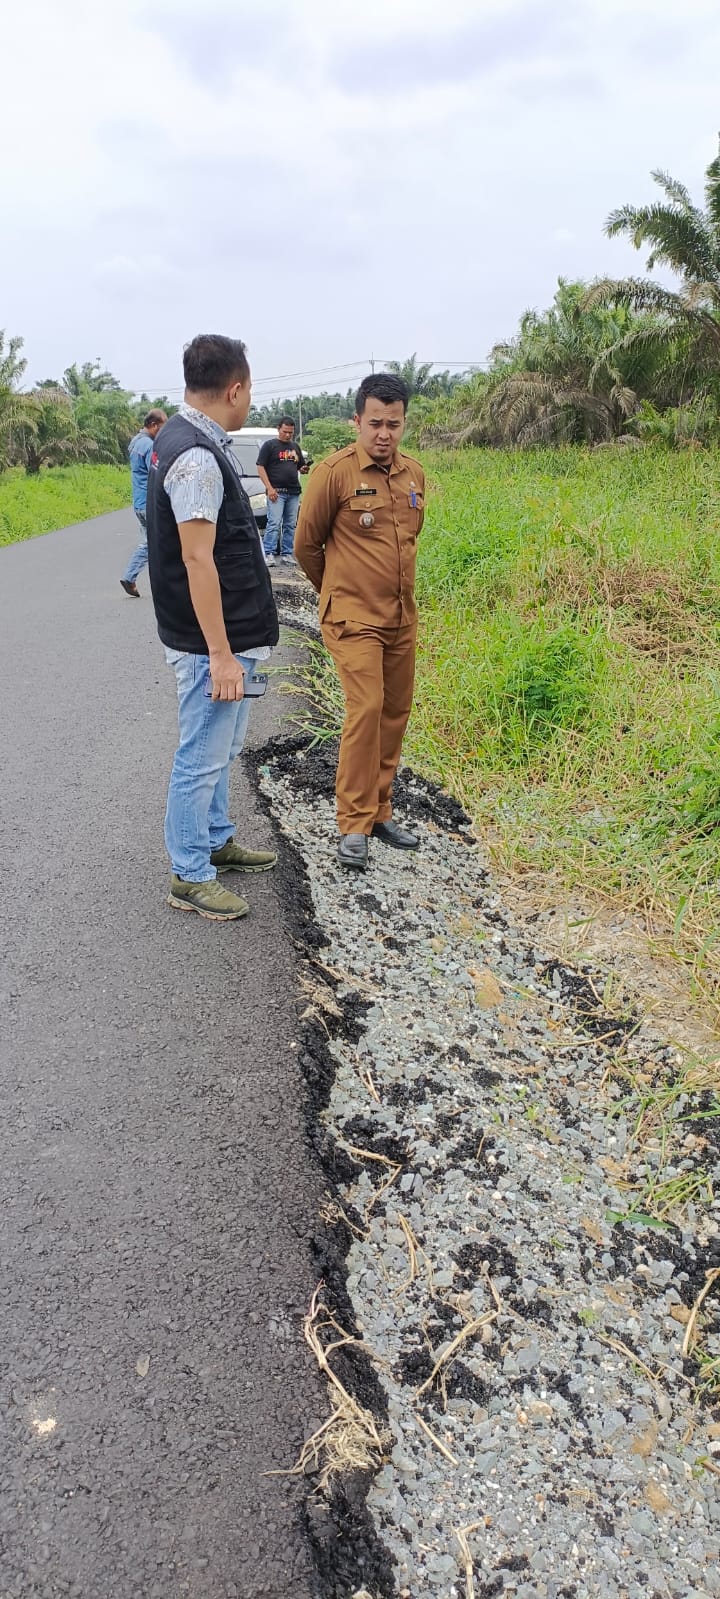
337;833;369;870
371;820;419;850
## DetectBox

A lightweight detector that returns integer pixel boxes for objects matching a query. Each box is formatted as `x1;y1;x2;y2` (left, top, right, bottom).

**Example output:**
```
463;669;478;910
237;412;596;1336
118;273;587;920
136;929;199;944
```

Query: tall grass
293;445;720;1006
406;446;720;1001
0;464;130;546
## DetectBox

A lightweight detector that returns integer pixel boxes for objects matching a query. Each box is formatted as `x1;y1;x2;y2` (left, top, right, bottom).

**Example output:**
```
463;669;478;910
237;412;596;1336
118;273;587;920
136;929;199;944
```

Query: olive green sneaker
167;875;250;920
210;838;277;874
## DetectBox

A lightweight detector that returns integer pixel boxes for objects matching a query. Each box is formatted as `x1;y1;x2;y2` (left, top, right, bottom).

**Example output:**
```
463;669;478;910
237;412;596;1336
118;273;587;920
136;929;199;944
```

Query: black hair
355;372;409;416
144;408;167;428
183;334;250;395
278;415;295;429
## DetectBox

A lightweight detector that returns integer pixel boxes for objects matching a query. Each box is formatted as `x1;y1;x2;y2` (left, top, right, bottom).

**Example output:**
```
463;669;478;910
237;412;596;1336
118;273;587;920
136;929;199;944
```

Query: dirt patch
499;870;720;1054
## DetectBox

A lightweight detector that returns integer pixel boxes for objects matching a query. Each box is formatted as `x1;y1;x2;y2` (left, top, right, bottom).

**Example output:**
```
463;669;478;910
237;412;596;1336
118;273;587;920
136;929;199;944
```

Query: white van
227;427;277;529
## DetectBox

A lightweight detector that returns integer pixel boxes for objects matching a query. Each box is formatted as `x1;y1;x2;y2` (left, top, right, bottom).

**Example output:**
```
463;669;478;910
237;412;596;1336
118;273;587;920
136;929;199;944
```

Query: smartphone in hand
242;673;268;698
204;673;268;700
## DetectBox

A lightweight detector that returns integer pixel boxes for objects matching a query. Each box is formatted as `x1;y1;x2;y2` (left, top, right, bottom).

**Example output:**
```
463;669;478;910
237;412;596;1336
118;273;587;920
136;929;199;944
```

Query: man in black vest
146;334;280;921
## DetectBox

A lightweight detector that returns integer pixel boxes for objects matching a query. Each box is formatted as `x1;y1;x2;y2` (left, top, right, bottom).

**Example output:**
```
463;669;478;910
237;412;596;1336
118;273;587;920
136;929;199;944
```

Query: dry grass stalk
318;1194;370;1242
682;1267;720;1359
414;1411;459;1465
360;1066;381;1102
592;1330;688;1394
367;1167;403;1212
301;1004;332;1039
344;1142;403;1214
484;1272;503;1316
299;973;344;1016
417;1313;497;1399
397;1214;419;1287
269;1285;388;1492
682;1056;720;1092
455;1521;483;1599
313;958;380;998
599;1332;660;1382
551;1024;641;1053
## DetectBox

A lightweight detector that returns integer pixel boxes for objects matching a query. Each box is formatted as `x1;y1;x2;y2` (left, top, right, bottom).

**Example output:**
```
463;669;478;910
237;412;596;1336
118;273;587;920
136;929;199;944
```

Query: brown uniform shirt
294;441;425;627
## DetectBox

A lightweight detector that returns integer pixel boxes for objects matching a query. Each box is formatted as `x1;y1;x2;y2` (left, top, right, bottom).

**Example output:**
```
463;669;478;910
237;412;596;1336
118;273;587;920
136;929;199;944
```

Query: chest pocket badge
359;511;375;528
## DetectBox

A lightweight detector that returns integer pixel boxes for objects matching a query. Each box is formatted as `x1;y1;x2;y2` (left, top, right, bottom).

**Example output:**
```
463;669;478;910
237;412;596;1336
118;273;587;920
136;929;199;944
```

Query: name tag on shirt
354;487;376;496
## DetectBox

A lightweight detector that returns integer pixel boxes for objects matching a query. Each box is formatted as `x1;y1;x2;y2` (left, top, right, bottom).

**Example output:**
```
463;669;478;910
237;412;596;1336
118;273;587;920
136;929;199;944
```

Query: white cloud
3;0;720;394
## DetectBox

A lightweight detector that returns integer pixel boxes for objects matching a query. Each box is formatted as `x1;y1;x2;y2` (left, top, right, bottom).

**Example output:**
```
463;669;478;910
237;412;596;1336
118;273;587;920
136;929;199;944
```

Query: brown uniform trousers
294;440;425;836
321;616;417;835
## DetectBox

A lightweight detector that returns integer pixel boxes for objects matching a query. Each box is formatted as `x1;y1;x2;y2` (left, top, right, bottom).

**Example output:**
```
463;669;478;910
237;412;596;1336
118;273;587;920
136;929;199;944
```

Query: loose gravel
253;693;720;1599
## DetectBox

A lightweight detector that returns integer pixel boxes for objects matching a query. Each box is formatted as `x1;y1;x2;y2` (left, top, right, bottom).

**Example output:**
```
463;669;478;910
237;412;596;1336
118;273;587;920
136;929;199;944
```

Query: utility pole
297;392;303;440
370;353;375;373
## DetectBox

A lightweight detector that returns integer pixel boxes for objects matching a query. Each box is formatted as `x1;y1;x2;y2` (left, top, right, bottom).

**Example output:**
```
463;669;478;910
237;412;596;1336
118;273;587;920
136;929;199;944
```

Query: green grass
294;444;720;1012
0;465;130;546
402;445;720;1009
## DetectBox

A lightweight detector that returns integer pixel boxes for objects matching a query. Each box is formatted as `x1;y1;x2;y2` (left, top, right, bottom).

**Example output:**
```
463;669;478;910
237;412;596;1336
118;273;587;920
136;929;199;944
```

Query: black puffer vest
146;413;279;654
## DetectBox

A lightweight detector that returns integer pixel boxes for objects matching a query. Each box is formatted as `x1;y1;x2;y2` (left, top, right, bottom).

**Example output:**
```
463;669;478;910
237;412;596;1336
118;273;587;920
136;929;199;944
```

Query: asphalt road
0;509;325;1598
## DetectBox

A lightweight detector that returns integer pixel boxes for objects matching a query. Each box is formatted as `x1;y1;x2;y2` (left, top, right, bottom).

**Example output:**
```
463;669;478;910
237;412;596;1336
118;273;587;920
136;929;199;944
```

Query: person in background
146;334;279;922
120;409;168;596
257;416;309;567
294;373;424;871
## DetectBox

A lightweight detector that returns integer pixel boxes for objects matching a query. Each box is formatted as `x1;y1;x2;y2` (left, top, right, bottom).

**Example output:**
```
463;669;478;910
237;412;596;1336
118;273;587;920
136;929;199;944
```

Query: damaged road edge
249;732;399;1599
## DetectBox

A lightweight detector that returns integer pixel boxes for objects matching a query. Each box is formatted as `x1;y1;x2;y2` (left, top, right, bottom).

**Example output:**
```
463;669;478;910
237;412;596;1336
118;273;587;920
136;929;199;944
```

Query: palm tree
424;281;660;447
585;150;720;381
0;331;29;468
0;331;27;390
493;282;657;443
386;354;436;396
12;389;88;475
63;360;121;397
72;386;137;463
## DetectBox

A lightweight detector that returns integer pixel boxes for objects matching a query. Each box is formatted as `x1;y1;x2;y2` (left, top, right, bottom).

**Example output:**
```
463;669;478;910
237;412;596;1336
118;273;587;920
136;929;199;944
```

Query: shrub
499;624;602;745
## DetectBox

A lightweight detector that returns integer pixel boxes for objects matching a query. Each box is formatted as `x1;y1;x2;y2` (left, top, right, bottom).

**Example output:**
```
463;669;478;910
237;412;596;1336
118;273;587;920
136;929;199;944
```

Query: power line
134;358;371;397
384;360;489;367
128;357;489;398
252;374;368;398
251;373;366;395
249;358;369;384
135;375;368;401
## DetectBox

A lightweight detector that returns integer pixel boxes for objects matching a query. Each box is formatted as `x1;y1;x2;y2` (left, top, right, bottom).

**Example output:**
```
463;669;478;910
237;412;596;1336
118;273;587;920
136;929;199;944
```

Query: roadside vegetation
0;342;174;477
0;342;166;542
413;446;720;986
0;464;130;546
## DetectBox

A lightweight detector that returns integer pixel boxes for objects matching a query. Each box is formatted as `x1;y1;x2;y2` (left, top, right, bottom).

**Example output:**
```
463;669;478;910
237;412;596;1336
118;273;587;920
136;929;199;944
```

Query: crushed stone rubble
274;577;321;639
256;740;720;1599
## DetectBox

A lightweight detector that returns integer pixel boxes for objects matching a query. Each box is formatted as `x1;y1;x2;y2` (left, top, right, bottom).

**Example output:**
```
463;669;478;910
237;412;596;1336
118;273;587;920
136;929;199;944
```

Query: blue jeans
122;511;148;583
164;649;258;882
262;492;299;558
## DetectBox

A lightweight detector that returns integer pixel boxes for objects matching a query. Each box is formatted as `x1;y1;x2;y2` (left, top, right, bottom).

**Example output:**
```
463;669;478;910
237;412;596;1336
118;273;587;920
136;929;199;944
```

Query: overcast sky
2;0;720;402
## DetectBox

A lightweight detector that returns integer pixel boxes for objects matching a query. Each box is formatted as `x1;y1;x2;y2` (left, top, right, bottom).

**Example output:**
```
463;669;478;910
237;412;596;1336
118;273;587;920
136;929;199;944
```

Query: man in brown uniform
294;373;425;870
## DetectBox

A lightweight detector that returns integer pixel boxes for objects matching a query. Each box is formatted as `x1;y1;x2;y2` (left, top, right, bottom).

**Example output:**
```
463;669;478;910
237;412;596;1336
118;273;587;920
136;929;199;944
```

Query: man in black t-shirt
257;417;308;565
